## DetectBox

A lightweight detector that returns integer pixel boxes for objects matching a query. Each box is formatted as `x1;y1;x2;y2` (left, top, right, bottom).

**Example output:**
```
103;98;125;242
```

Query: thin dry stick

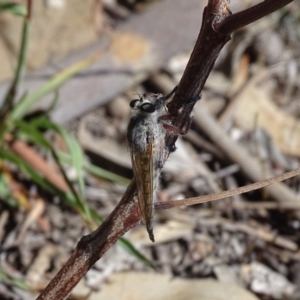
156;168;300;210
216;0;293;34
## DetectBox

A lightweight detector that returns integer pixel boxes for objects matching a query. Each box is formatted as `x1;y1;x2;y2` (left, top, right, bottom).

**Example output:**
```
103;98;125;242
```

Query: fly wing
131;141;155;242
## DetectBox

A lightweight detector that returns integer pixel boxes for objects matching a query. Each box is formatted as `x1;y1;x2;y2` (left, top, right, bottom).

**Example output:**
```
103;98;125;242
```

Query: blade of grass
0;267;31;290
0;2;30;122
57;127;91;220
59;128;85;198
14;120;49;147
0;169;18;207
118;237;155;268
58;151;130;185
0;3;27;16
44;89;59;114
11;49;107;121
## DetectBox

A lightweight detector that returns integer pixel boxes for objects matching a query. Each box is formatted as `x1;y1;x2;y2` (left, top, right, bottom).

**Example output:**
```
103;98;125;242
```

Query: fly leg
160;94;201;135
160;94;201;152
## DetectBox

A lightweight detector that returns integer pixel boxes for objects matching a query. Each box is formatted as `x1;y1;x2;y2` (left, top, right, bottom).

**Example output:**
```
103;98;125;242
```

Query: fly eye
130;99;140;108
141;103;155;113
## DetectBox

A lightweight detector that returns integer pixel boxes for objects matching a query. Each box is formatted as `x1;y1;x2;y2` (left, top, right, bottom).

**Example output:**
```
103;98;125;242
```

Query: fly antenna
132;89;142;99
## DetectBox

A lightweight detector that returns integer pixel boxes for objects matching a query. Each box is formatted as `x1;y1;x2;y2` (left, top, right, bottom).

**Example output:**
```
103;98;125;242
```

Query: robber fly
127;88;177;242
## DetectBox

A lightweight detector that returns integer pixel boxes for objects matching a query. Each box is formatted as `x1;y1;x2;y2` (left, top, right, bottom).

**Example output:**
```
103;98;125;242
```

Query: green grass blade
44;89;59;114
11;49;106;121
58;126;91;220
0;4;29;124
59;128;85;198
0;170;18;206
83;162;130;185
0;267;31;290
14;120;49;148
118;237;155;268
58;151;130;185
0;3;27;16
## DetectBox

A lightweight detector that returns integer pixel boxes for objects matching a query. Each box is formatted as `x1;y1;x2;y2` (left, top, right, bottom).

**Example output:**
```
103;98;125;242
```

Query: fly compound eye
130;99;140;108
141;103;155;113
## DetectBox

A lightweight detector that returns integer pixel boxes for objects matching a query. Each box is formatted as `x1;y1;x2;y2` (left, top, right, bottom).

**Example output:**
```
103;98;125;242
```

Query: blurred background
0;0;300;299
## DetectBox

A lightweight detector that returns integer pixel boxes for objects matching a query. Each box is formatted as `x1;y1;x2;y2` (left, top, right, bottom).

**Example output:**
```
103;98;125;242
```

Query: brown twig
156;168;300;210
216;0;293;35
37;181;140;300
37;0;295;298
